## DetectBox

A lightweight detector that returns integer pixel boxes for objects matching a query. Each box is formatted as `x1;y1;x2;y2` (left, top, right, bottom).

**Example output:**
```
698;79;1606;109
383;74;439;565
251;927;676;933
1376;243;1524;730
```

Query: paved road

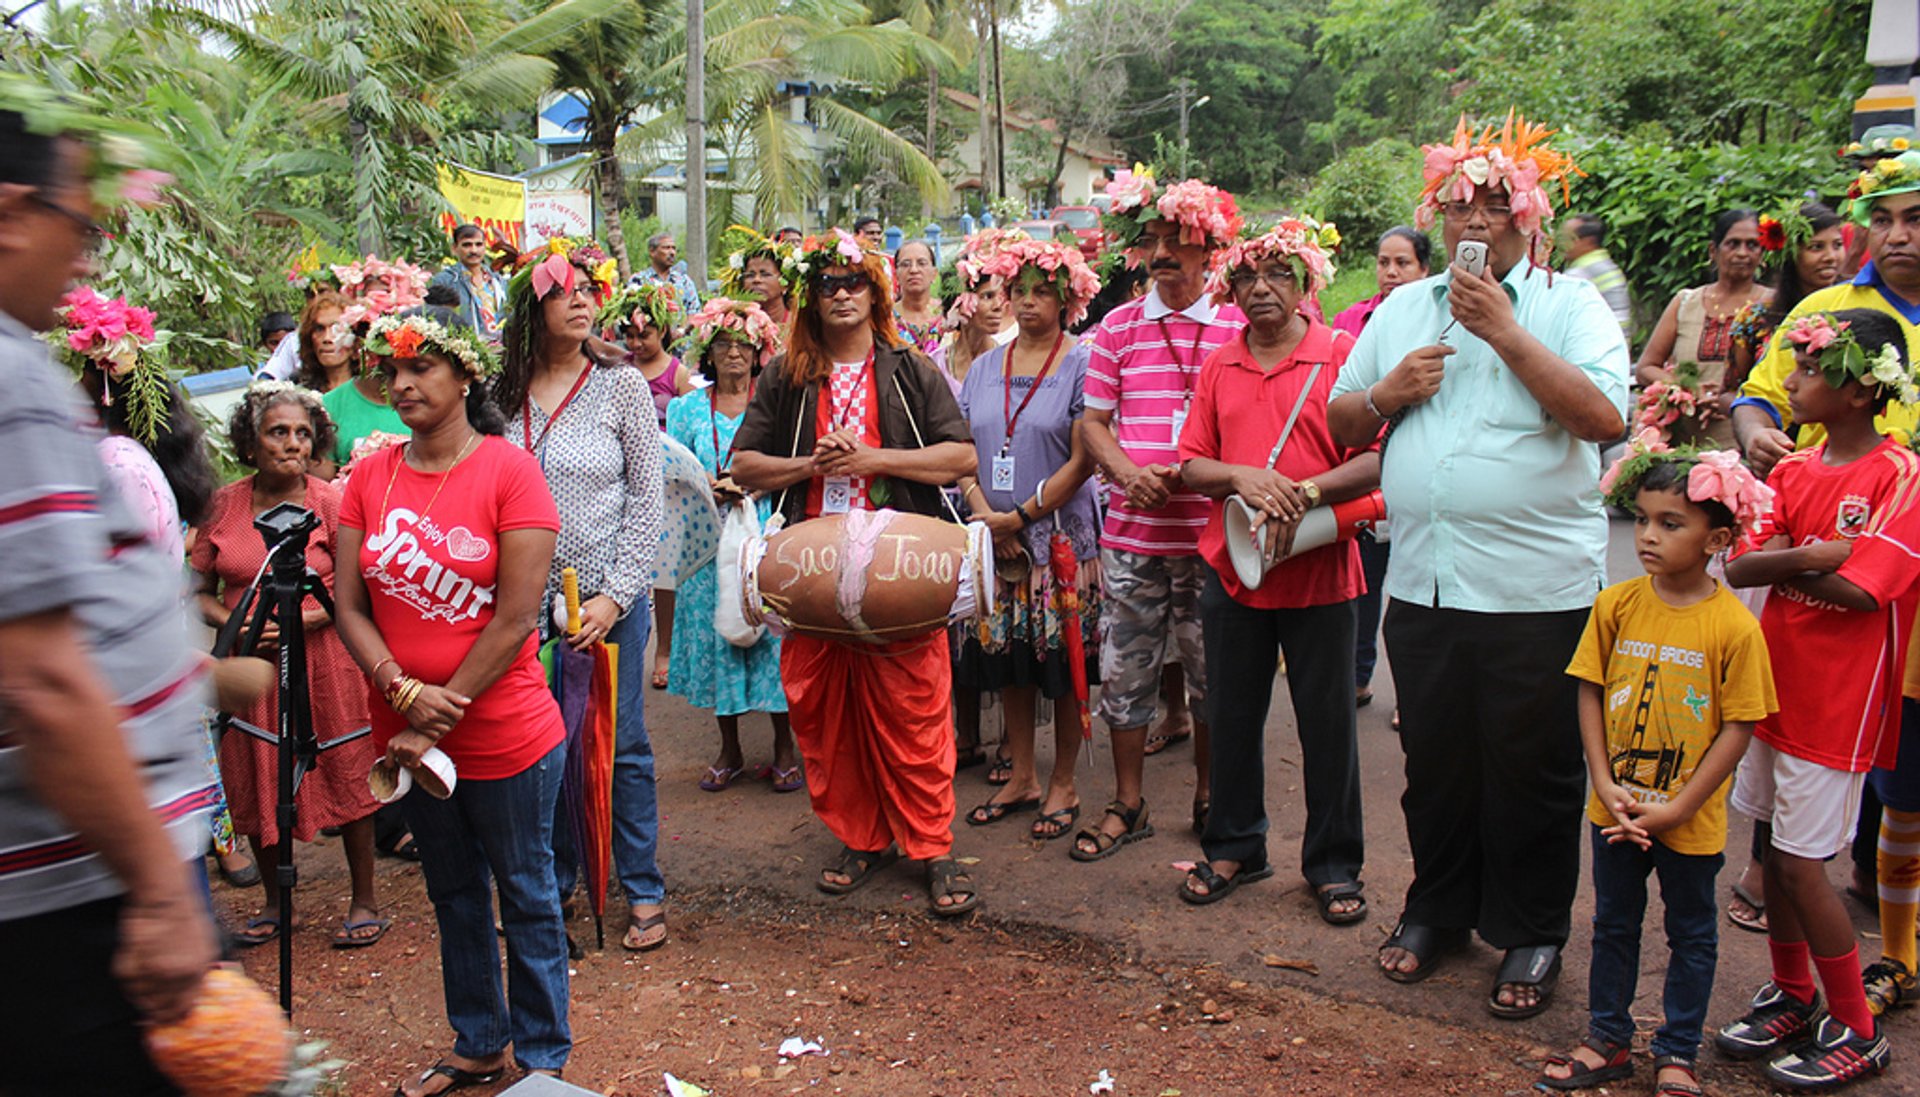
638;515;1915;1095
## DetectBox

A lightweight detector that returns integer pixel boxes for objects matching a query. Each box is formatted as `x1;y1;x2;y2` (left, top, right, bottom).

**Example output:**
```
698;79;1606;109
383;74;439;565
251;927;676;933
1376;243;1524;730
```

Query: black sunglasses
814;271;873;297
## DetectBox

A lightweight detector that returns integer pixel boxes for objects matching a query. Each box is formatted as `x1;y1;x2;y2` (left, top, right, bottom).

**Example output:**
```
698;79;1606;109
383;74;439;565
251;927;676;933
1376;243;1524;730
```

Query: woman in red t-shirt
331;312;572;1094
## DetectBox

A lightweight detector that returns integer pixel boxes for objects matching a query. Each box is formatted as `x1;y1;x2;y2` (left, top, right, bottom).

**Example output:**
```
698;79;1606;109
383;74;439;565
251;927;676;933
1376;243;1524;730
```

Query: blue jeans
554;604;664;907
404;742;569;1071
1587;823;1722;1060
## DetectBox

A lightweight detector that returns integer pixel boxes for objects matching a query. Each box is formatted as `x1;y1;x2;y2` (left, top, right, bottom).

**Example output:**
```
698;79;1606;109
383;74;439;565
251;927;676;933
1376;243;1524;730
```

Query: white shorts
1730;739;1868;860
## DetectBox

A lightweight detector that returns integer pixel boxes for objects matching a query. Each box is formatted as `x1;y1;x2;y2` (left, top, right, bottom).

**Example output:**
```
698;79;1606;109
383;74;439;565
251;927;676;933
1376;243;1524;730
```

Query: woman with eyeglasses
497;243;670;954
893;239;944;355
1633;209;1768;447
729;230;981;918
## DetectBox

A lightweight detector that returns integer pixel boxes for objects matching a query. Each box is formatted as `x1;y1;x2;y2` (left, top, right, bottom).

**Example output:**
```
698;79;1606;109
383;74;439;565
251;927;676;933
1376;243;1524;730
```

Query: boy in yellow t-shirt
1539;445;1777;1096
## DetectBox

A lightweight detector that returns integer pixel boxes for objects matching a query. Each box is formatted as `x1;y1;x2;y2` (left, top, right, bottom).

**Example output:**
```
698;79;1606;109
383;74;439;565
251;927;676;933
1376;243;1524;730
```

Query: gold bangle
370;657;397;688
401;680;425;713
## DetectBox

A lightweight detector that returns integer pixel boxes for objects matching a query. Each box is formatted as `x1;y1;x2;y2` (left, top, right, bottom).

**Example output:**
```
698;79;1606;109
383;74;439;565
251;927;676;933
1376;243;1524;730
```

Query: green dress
321;379;409;464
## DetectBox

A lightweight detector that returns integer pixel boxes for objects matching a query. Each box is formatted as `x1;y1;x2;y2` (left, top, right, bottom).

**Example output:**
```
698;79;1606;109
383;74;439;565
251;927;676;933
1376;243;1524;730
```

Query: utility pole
1172;78;1207;178
686;0;707;279
990;0;1007;201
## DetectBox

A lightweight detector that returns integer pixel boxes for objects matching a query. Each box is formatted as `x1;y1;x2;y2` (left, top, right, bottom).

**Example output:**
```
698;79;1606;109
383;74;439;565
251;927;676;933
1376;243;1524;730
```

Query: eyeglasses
29;193;106;252
710;339;755;360
814;272;872;297
1443;201;1513;224
1228;269;1299;292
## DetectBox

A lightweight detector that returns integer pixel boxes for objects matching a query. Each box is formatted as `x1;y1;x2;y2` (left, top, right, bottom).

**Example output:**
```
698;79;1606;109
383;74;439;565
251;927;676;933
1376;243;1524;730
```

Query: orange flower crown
1416;112;1584;243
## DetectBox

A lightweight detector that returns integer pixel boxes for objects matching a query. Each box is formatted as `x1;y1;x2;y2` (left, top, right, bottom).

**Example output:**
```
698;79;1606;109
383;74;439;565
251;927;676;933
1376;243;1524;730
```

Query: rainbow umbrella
539;568;618;948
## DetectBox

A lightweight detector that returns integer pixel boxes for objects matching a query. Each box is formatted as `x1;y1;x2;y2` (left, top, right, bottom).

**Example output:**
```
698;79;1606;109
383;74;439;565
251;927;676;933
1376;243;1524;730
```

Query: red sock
1813;948;1875;1038
1769;938;1817;1003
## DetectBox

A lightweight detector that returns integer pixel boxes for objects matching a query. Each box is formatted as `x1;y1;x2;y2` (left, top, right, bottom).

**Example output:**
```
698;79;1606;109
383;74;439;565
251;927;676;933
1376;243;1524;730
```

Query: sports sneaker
1714;981;1821;1060
1863;957;1916;1017
1764;1012;1890;1090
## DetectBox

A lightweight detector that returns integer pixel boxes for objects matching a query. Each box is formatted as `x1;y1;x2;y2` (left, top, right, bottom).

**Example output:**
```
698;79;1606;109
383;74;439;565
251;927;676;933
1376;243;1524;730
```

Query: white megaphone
1223;489;1388;589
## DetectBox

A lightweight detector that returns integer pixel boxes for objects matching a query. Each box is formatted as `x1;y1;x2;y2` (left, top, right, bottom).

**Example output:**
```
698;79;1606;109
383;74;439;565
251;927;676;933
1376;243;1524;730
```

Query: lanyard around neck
1001;332;1065;454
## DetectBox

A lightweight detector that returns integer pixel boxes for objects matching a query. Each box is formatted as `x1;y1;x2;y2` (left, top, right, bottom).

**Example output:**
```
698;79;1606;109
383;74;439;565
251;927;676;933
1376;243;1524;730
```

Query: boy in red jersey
1717;308;1920;1090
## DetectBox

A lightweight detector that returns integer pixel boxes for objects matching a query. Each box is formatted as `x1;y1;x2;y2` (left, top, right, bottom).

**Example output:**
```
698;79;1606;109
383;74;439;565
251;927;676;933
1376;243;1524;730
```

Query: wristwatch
1300;480;1323;507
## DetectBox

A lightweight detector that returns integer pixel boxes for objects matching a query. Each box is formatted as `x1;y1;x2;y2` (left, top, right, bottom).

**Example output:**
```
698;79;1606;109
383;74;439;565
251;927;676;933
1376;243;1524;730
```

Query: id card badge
1171;405;1189;447
822;476;853;514
990;454;1016;493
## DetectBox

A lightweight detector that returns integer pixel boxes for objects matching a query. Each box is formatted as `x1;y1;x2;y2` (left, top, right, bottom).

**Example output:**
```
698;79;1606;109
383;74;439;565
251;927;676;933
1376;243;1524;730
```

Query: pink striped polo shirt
1084;288;1247;554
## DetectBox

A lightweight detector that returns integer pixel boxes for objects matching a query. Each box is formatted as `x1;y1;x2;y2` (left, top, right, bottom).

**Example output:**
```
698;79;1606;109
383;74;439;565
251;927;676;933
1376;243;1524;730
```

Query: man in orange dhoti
731;229;980;915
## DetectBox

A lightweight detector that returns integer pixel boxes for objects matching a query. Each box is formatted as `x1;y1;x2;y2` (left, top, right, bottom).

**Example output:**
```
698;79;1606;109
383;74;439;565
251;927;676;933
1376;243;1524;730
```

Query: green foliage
1319;261;1378;319
1563;138;1853;330
1301;138;1425;253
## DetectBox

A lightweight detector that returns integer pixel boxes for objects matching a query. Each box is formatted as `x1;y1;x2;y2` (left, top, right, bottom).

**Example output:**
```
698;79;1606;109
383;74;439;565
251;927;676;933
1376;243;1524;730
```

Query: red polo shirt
1178;318;1368;610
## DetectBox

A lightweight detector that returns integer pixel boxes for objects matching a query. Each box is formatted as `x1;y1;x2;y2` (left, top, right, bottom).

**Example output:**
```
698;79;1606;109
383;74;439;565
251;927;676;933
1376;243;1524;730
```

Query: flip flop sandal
986;753;1014;786
394;1061;504;1097
1535;1035;1633;1091
816;845;900;895
966;796;1040;826
332;915;391;949
1727;882;1768;933
927;858;979;917
233;915;282;949
768;765;805;793
622;912;668;952
1378;921;1468;984
1179;859;1273;905
1070;799;1154;862
1487;943;1562;1020
699;765;745;792
1314;881;1368;926
1143;725;1192;756
1030;803;1080;841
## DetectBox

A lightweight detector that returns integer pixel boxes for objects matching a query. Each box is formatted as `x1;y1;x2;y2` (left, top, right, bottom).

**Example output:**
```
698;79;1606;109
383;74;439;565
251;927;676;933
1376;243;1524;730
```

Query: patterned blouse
505;364;666;621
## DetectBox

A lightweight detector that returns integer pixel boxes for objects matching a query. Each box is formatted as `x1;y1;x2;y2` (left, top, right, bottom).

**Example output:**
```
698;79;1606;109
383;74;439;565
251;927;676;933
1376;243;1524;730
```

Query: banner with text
437;162;527;249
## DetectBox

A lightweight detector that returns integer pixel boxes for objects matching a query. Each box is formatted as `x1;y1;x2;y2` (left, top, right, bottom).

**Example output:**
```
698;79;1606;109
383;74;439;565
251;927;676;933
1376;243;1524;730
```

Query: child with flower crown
1540;442;1777;1097
1714;307;1920;1090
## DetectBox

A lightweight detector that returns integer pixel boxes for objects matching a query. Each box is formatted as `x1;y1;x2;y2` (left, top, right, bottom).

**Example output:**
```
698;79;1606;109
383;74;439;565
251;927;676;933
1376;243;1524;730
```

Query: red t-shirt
339;436;565;780
1737;437;1920;771
804;360;883;518
1178;320;1369;610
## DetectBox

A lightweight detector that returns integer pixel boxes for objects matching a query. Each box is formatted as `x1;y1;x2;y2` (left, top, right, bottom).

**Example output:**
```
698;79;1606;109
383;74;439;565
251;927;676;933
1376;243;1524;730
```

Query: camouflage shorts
1096;548;1206;730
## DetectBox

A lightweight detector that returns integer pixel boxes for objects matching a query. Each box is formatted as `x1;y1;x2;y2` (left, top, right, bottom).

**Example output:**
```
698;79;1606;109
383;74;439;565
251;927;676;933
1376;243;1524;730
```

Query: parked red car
1050;205;1104;260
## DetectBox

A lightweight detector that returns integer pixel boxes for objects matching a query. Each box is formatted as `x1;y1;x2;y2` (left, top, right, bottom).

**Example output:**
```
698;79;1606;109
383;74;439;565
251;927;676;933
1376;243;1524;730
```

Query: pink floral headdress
50;285;170;444
1785;311;1920;403
685;297;782;366
972;238;1102;328
1599;432;1774;536
329;254;433;328
1204;217;1342;304
1415;112;1583;252
1101;166;1243;261
945;228;1031;326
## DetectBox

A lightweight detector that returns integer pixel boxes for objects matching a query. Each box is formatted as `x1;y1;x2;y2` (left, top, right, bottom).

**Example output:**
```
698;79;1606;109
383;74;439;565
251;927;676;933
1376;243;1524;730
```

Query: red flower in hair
387;325;424;359
1756;216;1786;252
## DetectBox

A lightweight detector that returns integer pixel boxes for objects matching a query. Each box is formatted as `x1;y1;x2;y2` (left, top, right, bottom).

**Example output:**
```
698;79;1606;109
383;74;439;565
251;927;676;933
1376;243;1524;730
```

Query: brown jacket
733;342;972;528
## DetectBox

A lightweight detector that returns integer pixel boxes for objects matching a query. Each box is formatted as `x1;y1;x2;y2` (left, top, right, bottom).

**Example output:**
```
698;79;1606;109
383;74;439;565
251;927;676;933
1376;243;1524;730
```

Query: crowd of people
6;72;1920;1097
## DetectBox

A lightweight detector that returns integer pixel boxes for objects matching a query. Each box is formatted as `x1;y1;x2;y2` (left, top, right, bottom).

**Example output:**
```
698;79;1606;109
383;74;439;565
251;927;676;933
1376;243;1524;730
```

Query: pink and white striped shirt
1084;287;1246;555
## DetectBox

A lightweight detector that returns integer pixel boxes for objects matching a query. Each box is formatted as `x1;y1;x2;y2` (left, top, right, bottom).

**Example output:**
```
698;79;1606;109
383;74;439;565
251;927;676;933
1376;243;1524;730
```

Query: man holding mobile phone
1327;115;1630;1021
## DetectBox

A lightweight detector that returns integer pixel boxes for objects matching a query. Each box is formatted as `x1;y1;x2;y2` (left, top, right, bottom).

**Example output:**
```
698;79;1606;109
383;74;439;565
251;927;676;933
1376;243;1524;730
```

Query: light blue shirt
1330;263;1630;613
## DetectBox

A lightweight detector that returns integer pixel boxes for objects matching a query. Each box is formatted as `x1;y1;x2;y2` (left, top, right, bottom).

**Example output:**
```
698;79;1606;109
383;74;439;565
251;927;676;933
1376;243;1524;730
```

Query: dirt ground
216;520;1918;1096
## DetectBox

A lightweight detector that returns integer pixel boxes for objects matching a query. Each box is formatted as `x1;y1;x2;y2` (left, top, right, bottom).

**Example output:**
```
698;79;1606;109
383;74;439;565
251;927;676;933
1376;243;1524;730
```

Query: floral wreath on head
1101;165;1243;262
362;312;497;380
328;254;432;329
787;229;891;310
684;297;782;367
1843;151;1920;225
49;285;172;444
287;242;350;292
0;73;172;209
1416;112;1582;255
717;225;802;300
970;238;1102;328
1842;131;1913;161
1784;311;1920;404
596;283;681;338
942;227;1030;326
1204;216;1342;304
1599;432;1775;537
1755;203;1817;256
502;236;619;370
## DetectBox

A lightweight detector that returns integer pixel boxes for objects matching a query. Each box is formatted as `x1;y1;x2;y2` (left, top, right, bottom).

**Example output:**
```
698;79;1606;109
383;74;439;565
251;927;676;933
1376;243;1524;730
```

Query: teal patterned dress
663;388;788;716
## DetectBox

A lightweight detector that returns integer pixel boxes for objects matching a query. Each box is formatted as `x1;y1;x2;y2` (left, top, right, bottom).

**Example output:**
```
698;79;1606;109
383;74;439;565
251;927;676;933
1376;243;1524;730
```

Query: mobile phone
1453;240;1488;278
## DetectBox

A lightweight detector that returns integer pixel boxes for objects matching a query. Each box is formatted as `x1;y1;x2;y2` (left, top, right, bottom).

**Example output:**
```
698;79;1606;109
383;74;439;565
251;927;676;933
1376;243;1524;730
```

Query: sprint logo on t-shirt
365;507;497;622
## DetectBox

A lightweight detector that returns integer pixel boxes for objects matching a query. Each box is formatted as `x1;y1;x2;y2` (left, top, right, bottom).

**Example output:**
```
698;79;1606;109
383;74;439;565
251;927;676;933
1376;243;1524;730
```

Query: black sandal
1314;881;1368;926
1488;943;1562;1020
1070;799;1154;862
816;845;900;895
394;1061;504;1097
1650;1055;1702;1097
1030;803;1079;841
1378;921;1468;984
965;796;1039;826
1179;859;1273;905
986;752;1014;786
1535;1035;1632;1091
927;858;978;917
